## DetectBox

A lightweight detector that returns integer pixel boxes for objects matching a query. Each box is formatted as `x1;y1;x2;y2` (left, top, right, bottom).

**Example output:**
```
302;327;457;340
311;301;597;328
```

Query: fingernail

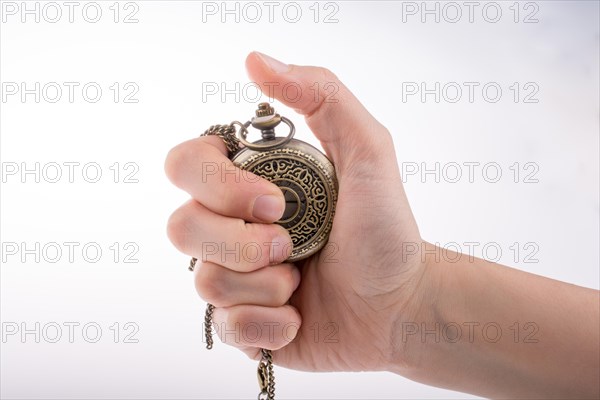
256;52;290;74
253;194;284;222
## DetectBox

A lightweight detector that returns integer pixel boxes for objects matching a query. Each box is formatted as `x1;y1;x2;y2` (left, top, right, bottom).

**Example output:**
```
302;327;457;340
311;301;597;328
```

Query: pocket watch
231;102;338;261
188;102;338;400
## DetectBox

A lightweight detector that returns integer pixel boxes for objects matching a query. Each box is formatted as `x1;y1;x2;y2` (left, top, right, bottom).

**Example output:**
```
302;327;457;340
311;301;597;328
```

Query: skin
165;52;600;399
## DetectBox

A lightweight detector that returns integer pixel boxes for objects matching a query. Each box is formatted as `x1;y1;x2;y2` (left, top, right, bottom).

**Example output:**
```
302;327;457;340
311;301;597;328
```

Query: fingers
167;200;292;271
165;135;286;223
194;262;300;307
245;51;394;169
212;305;302;351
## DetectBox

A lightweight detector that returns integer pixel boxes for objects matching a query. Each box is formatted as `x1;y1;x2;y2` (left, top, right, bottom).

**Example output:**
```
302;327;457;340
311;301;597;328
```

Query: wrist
387;241;465;386
383;241;445;377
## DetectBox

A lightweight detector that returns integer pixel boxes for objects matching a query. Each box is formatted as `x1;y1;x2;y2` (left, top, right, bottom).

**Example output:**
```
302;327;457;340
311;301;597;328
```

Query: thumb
245;51;395;173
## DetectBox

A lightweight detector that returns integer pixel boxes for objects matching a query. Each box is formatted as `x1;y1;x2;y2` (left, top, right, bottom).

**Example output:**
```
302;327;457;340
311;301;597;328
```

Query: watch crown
256;102;275;117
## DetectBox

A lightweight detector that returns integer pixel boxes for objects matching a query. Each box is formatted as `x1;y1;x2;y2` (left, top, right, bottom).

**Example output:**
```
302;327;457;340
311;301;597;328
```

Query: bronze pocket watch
232;102;337;261
188;102;338;399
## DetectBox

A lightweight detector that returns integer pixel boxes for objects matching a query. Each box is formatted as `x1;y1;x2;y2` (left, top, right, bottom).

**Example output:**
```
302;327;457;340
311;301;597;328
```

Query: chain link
188;257;197;272
204;303;215;350
258;349;275;400
189;126;275;399
201;123;242;156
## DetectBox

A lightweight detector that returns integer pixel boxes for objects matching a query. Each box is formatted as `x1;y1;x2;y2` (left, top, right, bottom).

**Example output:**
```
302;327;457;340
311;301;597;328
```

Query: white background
1;1;598;399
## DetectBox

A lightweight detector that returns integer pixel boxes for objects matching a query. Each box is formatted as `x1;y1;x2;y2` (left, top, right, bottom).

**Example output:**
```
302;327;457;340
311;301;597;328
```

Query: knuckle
360;125;394;157
317;66;338;83
194;263;226;305
275;266;296;303
244;348;262;361
239;225;276;268
164;142;191;188
379;127;395;149
221;182;248;214
165;140;211;188
224;306;244;328
266;332;291;351
380;126;393;142
166;205;195;254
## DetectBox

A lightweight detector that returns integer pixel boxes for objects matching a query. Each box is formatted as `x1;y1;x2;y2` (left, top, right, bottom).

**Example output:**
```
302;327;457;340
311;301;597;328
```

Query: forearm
389;243;600;399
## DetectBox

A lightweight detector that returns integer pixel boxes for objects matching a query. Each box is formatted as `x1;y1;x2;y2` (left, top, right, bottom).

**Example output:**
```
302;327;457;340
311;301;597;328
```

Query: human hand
165;51;425;373
166;53;600;399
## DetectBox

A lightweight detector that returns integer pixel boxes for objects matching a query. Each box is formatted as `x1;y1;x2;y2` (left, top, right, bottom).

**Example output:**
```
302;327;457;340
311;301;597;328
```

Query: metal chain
258;349;275;400
201;124;242;156
189;258;216;351
189;125;276;399
187;257;197;272
204;303;215;350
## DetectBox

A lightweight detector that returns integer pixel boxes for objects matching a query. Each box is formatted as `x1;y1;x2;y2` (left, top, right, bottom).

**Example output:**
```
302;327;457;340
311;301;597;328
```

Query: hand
166;53;600;399
165;51;425;373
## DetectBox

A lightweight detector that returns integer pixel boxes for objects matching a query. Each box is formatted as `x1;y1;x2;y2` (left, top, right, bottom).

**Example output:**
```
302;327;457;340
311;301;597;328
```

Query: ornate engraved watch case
232;103;338;262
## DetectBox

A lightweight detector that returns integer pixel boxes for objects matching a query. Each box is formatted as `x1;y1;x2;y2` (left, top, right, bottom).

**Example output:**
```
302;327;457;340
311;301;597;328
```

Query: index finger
165;135;286;223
